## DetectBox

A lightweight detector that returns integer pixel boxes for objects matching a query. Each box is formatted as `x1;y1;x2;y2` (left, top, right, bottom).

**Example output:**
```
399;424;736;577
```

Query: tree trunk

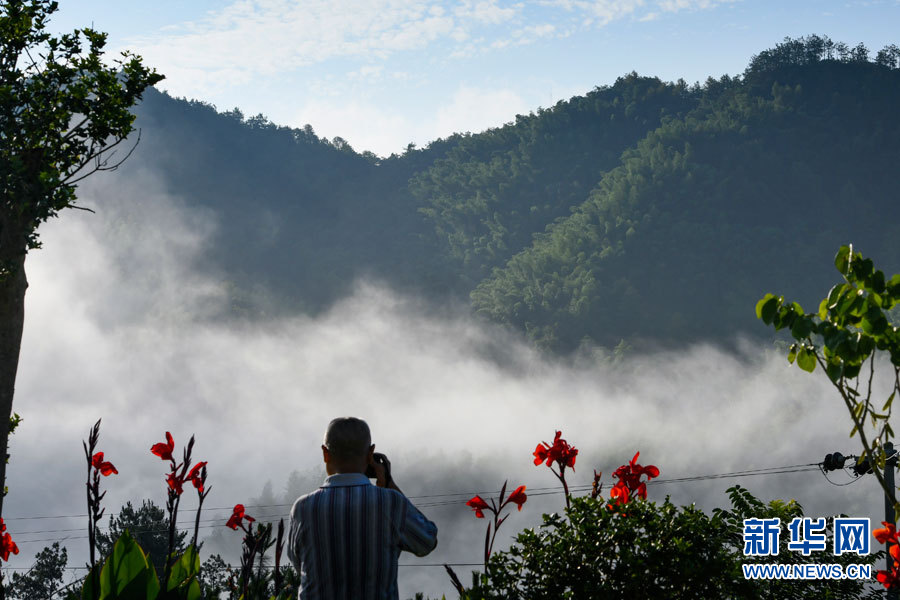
0;215;28;520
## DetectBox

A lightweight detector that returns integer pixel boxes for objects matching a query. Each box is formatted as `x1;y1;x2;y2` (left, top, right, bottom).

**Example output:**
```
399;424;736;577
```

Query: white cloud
454;0;522;24
540;0;645;25
289;98;418;155
282;85;531;156
658;0;737;11
122;0;455;98
539;0;737;24
433;85;530;138
121;0;741;100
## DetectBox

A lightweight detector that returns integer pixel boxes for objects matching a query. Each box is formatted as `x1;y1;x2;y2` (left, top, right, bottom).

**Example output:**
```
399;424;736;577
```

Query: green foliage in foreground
463;486;880;600
758;245;900;505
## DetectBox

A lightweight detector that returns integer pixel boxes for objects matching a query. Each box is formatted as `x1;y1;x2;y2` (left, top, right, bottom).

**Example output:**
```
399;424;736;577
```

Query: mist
4;165;887;598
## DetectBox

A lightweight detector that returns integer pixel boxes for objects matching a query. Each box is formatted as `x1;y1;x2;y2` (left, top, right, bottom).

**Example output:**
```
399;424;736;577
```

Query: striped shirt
287;473;438;600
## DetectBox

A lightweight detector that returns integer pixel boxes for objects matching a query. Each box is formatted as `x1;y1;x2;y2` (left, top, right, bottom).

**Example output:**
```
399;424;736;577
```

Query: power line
0;562;484;571
4;461;827;545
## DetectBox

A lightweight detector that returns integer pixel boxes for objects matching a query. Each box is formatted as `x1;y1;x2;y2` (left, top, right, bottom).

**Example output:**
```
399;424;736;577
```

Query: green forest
124;35;900;353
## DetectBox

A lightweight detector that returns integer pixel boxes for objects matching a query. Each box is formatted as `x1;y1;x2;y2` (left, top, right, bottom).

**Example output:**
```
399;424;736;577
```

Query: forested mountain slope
119;36;900;351
472;40;900;351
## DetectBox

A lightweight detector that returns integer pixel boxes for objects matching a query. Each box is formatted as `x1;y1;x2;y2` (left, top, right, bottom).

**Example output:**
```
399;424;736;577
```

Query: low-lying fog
5;167;888;598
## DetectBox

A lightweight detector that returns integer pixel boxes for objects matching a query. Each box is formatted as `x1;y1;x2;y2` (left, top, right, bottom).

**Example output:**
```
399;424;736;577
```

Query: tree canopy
0;0;161;517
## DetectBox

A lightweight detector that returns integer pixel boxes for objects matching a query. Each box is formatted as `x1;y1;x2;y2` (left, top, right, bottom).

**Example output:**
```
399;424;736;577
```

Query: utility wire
6;461;826;545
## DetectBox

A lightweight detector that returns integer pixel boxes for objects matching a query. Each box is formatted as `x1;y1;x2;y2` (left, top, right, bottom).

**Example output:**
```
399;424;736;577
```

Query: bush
464;486;880;600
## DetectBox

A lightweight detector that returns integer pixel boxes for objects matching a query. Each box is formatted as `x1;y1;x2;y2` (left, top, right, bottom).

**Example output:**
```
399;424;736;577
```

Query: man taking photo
288;417;438;599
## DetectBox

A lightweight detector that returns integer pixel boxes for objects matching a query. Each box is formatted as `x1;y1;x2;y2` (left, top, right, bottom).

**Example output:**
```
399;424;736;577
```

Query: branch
61;130;141;186
61;115;91;142
22;46;42;75
816;351;895;506
862;352;876;426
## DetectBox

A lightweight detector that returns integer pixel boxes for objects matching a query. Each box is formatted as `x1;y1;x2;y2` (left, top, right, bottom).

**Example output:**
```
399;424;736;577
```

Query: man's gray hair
323;417;371;460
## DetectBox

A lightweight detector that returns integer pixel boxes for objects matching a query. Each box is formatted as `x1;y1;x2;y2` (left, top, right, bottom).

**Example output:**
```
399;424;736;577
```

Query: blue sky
51;0;900;156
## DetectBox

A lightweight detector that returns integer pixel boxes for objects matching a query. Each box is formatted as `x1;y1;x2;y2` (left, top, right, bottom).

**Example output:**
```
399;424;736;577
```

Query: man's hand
369;453;402;494
369;452;391;487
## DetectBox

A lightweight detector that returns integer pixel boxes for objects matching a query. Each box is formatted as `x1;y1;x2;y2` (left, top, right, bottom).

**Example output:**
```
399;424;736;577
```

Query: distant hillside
117;35;900;352
472;37;900;350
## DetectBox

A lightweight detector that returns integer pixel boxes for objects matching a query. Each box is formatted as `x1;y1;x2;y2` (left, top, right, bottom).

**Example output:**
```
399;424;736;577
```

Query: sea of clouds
3;163;890;598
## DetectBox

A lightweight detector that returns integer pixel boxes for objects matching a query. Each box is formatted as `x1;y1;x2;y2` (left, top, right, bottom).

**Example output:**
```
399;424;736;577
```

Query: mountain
116;35;900;351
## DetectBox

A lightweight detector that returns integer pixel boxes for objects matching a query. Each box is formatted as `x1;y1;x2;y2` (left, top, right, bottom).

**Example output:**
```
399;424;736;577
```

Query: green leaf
844;363;862;379
787;343;798;364
756;293;775;321
834;245;851;274
887;274;900;299
872;271;886;294
174;579;202;600
81;562;102;600
818;297;829;320
834;287;861;316
796;347;816;373
826;284;845;310
884;391;896;412
825;361;842;382
99;531;160;600
790;316;812;340
167;545;200;591
756;294;781;324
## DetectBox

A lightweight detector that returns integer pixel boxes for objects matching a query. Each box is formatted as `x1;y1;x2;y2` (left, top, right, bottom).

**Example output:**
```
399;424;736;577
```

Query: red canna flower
187;461;207;493
506;486;527;511
534;430;578;509
533;443;550;466
608;481;631;506
875;522;899;545
607;451;660;509
226;504;255;530
877;566;900;590
610;452;658;501
0;519;18;562
466;495;490;519
166;471;185;495
151;432;175;462
91;452;118;476
1;533;17;561
533;431;578;470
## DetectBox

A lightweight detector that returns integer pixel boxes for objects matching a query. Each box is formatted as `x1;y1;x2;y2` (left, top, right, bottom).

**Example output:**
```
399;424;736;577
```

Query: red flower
612;452;658;494
533;443;549;466
533;431;578;470
187;461;207;493
151;432;175;462
1;533;17;561
506;486;527;511
226;504;255;530
875;522;899;545
877;566;900;590
608;481;630;506
166;471;185;495
91;452;118;476
466;495;490;519
0;520;18;562
607;452;660;509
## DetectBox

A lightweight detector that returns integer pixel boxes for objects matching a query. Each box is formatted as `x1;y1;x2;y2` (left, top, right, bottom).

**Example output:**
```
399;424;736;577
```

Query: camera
365;452;391;481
